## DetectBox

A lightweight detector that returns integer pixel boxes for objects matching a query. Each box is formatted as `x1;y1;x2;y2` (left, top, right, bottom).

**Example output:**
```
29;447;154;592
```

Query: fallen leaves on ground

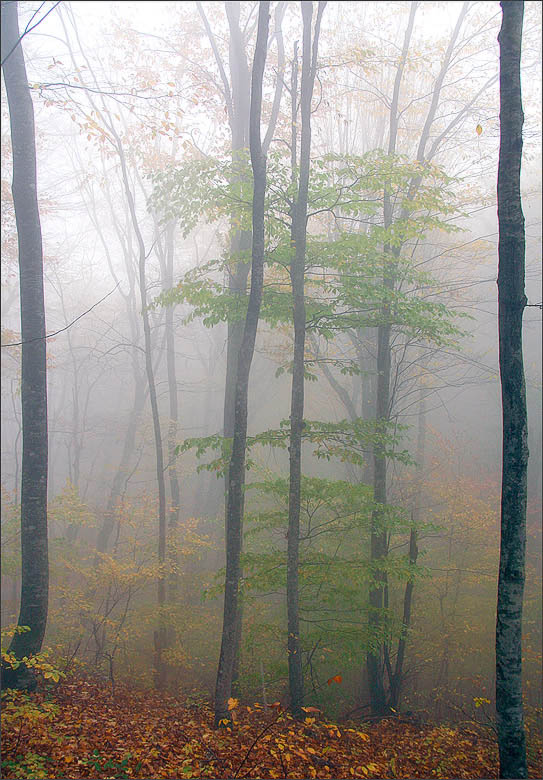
1;678;541;779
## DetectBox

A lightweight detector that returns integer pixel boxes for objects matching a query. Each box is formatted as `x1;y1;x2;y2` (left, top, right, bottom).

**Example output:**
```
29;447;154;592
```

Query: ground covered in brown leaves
1;678;542;779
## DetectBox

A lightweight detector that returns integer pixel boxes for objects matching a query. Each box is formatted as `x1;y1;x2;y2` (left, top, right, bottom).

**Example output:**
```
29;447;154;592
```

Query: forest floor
1;678;542;780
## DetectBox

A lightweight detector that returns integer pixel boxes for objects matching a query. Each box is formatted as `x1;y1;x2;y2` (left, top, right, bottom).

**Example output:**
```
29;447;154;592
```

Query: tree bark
287;0;326;719
214;2;270;728
1;0;49;690
367;0;418;717
388;380;424;710
156;219;182;602
198;1;286;691
496;2;528;777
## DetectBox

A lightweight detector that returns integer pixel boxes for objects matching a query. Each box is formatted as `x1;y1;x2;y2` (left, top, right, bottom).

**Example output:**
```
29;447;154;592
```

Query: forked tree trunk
367;0;468;717
197;2;285;692
387;380;424;710
496;2;528;777
366;0;417;717
1;0;49;690
287;0;326;719
214;3;270;728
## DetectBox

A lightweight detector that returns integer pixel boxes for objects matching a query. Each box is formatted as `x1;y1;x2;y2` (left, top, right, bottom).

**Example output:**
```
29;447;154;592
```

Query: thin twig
1;284;120;347
233;711;284;779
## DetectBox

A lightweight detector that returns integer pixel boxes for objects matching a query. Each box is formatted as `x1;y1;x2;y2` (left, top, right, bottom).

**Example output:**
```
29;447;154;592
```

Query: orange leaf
327;674;342;685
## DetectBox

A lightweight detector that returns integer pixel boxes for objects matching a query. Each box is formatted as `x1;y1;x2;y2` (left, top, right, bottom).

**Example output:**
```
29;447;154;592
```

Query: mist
1;2;541;778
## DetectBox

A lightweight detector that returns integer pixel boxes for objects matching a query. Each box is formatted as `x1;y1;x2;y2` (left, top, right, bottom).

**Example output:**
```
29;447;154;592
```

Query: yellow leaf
476;124;483;136
227;697;238;711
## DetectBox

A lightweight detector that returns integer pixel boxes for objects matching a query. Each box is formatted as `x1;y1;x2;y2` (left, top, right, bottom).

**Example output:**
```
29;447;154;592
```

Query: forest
0;1;541;778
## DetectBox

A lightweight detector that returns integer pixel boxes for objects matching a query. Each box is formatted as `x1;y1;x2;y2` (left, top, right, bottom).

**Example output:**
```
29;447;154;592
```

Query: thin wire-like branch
1;284;120;347
1;0;62;66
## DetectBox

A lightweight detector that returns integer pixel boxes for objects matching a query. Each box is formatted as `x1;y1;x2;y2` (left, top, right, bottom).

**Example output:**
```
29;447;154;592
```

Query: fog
1;0;541;738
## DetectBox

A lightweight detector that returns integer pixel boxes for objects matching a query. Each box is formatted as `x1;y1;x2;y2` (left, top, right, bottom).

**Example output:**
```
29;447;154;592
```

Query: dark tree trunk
214;2;270;728
197;1;285;691
496;2;528;777
367;319;392;716
388;526;418;710
387;382;424;710
367;0;417;717
287;0;326;719
1;0;49;690
222;1;253;697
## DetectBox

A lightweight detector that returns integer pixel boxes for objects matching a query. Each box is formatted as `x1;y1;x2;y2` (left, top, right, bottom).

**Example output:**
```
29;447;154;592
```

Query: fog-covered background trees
1;0;541;748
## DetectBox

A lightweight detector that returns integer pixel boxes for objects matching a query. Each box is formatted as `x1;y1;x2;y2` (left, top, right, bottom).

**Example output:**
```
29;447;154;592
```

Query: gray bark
198;1;286;691
214;2;269;728
367;0;418;717
496;2;528;777
1;0;49;690
287;0;326;719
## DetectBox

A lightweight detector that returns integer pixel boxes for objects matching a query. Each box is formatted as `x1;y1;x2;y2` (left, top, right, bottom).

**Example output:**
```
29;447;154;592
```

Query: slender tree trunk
198;1;285;691
367;1;417;717
113;139;168;690
287;0;326;719
496;2;528;777
1;0;49;690
223;2;252;692
159;221;182;600
388;381;424;710
214;3;270;728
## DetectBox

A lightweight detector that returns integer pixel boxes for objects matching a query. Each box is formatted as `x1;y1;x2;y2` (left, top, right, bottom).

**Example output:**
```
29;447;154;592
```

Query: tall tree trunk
113;138;168;690
496;2;528;777
388;379;424;710
287;0;326;719
1;0;49;690
157;220;182;601
197;1;285;691
367;1;418;717
214;3;270;728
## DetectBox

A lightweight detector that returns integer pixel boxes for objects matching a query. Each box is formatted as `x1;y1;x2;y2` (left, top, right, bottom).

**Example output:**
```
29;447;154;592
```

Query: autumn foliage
1;676;542;779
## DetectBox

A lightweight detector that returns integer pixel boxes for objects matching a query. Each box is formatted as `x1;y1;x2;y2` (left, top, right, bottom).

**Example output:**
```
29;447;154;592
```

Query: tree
55;8;172;686
496;1;528;777
1;0;48;690
214;1;270;729
366;0;419;717
196;0;286;691
287;0;327;719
